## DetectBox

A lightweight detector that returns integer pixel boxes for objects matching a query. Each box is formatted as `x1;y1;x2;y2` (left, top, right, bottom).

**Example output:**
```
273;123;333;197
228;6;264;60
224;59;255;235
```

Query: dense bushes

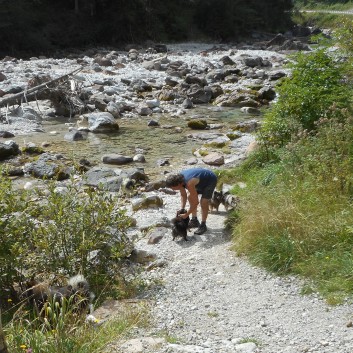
222;22;353;303
0;177;133;302
259;49;351;147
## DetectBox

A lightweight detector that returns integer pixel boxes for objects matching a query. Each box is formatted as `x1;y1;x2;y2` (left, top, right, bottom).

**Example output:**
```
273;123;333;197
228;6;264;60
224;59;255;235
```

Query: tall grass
4;298;149;353
221;18;353;303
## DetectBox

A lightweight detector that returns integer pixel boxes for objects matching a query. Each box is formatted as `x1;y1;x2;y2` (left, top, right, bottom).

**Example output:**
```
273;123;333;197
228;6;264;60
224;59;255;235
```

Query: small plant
158;329;183;344
238;337;261;346
204;141;227;149
207;311;219;318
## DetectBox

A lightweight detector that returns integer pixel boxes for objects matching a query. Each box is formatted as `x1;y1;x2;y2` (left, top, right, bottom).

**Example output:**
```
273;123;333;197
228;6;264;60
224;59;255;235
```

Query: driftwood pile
0;67;85;120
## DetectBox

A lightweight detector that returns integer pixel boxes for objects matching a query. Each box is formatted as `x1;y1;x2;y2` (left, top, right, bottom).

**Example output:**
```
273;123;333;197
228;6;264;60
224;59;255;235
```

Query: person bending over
166;168;217;235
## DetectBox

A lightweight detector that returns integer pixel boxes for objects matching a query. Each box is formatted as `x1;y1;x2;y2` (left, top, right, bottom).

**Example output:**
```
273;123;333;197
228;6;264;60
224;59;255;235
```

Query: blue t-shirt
181;168;217;189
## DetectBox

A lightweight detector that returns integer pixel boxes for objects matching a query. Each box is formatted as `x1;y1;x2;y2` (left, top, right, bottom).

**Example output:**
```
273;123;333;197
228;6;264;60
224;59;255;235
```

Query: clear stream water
11;106;255;181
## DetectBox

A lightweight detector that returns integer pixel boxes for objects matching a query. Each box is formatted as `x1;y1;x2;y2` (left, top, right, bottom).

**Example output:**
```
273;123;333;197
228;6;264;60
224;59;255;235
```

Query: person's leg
194;179;216;235
200;197;209;223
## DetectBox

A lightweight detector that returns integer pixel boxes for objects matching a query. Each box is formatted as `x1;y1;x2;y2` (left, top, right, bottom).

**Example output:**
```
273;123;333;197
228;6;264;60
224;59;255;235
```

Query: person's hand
179;212;189;219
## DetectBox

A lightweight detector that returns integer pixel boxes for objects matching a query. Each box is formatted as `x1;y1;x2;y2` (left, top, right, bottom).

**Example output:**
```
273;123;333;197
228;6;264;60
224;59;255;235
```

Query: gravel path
125;191;353;353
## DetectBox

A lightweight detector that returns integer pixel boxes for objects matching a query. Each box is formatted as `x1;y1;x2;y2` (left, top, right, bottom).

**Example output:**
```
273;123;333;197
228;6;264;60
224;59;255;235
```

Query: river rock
133;154;146;163
101;154;133;165
64;129;88;141
24;156;71;180
83;112;119;132
0;131;15;138
187;85;212;104
0;140;20;160
106;101;122;118
188;119;208;130
258;86;276;100
131;194;164;211
240;107;261;115
214;92;260;107
114;167;148;183
202;152;224;166
82;166;124;191
242;56;263;67
9;106;42;121
136;106;152;116
145;98;160;108
147;227;168;244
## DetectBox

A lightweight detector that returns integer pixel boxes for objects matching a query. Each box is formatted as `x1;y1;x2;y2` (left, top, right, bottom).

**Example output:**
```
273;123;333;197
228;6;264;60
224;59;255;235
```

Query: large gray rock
83;112;119;133
202;152;224;166
0;140;20;160
242;56;263;68
82;166;124;191
24;153;71;180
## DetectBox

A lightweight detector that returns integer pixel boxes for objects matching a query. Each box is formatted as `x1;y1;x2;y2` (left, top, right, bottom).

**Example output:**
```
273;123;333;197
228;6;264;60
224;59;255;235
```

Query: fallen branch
0;66;83;108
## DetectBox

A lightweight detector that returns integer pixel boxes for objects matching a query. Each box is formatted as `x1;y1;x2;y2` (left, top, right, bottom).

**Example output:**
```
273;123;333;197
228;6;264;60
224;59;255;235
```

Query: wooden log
0;66;83;108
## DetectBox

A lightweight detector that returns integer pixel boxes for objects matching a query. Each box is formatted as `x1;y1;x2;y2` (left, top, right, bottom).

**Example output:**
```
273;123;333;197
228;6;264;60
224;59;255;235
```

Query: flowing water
10;105;257;181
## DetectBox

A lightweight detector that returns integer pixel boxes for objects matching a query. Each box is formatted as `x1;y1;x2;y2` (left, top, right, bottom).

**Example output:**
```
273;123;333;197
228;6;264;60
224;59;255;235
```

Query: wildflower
7;298;12;303
20;344;27;350
325;256;330;260
26;349;33;353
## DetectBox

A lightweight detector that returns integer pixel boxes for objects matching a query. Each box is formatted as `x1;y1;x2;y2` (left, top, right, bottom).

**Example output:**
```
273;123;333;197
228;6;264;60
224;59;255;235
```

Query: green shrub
0;176;133;299
224;18;353;300
260;49;351;147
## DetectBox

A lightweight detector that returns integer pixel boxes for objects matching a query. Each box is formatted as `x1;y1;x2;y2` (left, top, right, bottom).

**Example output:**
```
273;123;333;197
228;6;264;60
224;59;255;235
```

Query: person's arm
185;178;199;216
180;186;188;210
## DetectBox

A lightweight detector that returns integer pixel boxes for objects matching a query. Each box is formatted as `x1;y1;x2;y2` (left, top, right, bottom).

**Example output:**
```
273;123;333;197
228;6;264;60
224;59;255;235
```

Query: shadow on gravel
172;227;232;249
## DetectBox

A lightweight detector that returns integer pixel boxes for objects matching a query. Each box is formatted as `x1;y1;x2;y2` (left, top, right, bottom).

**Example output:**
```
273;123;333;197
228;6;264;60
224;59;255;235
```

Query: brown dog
209;190;223;213
171;209;190;241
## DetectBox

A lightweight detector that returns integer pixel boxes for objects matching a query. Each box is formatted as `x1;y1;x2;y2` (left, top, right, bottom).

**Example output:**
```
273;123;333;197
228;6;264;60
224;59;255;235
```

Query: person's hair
166;173;185;187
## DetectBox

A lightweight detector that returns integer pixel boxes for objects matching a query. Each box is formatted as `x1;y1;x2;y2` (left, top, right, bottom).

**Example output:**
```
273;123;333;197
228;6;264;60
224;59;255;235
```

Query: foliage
259;49;351;148
226;111;353;302
0;176;133;300
222;19;353;302
4;298;149;353
0;0;294;57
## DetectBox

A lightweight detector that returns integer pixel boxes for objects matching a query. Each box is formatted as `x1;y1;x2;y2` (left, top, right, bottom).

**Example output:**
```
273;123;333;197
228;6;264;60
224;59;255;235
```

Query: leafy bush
260;49;351;147
0;176;133;300
224;19;353;302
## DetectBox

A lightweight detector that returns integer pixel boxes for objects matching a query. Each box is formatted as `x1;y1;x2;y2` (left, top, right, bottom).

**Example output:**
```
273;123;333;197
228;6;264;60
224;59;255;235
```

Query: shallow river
11;105;255;180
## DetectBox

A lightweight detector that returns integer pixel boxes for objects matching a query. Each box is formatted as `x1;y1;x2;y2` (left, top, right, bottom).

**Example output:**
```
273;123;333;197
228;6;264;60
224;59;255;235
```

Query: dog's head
211;190;223;203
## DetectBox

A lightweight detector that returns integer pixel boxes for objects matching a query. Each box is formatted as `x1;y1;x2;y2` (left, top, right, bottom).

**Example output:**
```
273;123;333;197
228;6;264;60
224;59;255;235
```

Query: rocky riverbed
0;40;291;186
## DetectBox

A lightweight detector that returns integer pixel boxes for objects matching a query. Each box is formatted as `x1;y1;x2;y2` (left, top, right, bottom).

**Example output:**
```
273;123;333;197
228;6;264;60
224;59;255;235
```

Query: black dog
171;209;190;241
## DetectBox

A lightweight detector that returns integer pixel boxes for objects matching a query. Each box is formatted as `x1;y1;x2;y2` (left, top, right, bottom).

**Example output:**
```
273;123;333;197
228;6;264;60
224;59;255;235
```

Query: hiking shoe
194;223;207;235
189;218;201;228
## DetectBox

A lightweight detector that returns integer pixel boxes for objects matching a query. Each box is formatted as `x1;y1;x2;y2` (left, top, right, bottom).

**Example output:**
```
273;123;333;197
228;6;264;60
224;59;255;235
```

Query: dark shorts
196;179;217;199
